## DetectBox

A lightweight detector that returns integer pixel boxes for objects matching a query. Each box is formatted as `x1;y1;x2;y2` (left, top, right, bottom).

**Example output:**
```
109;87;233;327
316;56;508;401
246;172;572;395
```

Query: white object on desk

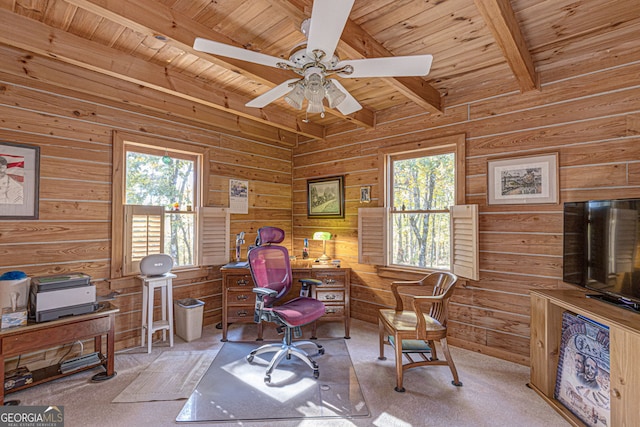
139;273;176;353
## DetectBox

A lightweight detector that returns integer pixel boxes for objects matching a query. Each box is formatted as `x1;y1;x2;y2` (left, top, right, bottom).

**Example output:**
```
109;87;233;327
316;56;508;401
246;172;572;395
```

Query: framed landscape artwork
307;175;344;218
487;153;558;205
0;141;40;219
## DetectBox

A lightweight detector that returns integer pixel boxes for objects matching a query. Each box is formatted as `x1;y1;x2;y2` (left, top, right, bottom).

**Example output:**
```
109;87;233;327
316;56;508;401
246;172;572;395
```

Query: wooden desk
221;263;350;341
0;303;119;404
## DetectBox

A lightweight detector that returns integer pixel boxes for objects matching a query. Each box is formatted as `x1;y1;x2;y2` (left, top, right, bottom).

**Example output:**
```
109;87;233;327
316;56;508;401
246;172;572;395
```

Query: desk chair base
246;329;324;383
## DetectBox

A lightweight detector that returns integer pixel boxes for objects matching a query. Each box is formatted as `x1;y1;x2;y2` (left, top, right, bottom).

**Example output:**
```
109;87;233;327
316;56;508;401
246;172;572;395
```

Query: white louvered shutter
199;207;230;265
124;205;164;275
358;207;388;265
451;204;479;280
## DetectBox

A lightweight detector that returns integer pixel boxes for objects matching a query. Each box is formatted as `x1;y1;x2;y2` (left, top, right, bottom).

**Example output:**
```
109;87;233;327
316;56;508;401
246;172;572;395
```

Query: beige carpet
6;320;568;427
112;351;215;402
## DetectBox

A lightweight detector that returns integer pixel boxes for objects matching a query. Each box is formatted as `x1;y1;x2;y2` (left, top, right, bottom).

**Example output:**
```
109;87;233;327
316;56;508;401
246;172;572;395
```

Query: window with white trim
111;132;229;278
358;134;478;280
125;148;197;270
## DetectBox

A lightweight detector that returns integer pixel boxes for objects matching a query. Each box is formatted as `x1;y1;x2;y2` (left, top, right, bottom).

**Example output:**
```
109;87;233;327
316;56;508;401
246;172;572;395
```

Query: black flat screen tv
563;198;640;312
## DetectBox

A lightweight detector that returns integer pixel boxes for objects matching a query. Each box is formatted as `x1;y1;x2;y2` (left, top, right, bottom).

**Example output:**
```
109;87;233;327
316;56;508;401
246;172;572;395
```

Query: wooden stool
139;273;176;353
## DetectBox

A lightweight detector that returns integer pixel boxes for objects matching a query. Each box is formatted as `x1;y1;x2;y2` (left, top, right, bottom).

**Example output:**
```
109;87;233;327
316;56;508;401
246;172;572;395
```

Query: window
358;134;478;280
111;132;230;278
389;150;455;269
125;149;197;268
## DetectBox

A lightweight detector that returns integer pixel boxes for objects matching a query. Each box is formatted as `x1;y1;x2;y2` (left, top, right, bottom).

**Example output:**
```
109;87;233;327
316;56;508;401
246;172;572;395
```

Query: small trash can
174;298;205;342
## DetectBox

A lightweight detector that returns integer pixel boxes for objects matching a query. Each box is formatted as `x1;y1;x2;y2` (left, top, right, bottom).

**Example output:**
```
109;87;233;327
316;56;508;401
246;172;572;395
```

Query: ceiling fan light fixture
306;99;325;114
304;73;325;104
325;79;347;108
284;82;305;109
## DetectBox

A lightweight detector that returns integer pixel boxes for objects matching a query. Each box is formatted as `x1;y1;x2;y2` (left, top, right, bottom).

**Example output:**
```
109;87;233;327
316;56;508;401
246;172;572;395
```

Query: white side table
139;273;176;353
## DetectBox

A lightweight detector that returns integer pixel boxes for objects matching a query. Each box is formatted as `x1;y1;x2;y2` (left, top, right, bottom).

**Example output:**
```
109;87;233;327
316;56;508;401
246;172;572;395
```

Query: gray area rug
176;338;369;422
112;351;215;402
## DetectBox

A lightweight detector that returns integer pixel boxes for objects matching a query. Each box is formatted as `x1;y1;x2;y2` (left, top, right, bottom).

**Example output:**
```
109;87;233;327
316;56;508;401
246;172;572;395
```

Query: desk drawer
313;271;346;287
227;308;254;322
316;289;345;303
226;290;255;306
322;305;345;318
224;274;253;288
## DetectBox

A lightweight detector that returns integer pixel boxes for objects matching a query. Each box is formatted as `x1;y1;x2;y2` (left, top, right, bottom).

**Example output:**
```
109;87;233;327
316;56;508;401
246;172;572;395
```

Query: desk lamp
313;231;332;264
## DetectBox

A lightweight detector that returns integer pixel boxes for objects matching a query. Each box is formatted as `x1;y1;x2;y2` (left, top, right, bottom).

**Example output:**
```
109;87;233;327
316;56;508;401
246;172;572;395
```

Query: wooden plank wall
0;48;292;369
1;44;639;368
292;60;640;365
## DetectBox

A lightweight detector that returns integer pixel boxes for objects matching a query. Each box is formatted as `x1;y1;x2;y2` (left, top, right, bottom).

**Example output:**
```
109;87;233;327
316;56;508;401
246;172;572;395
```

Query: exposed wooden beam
64;0;292;88
66;0;374;129
0;8;324;141
474;0;539;92
276;0;443;115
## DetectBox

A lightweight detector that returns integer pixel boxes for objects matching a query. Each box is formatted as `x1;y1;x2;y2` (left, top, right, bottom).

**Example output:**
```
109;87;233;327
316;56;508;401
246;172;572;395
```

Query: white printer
29;273;97;322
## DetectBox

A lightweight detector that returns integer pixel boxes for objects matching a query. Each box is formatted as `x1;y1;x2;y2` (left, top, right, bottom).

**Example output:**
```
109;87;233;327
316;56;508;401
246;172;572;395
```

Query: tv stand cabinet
530;289;640;426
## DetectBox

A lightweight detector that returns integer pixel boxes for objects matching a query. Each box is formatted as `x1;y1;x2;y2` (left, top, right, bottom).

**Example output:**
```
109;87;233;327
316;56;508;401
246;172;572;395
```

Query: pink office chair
247;226;326;383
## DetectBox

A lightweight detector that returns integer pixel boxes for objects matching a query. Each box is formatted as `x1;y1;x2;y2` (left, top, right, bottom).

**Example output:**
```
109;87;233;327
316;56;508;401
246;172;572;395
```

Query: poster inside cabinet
554;311;610;426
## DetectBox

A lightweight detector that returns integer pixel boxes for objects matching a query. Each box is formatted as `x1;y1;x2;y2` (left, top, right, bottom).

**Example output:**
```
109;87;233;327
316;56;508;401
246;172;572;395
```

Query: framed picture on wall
0;141;40;219
360;186;371;203
307;175;345;218
487;153;558;205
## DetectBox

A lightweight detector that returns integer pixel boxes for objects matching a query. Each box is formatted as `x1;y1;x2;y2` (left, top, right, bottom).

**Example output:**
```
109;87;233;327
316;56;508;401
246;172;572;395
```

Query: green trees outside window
390;152;455;269
126;151;196;266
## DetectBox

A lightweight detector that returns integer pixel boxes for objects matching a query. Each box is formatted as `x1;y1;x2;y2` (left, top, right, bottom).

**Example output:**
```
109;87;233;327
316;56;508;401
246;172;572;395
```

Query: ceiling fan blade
306;0;355;62
337;55;433;78
193;37;293;69
330;80;362;115
245;79;300;108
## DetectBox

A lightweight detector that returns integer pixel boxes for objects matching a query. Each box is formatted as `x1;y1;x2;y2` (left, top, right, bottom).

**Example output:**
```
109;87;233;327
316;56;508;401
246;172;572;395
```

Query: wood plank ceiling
1;0;639;143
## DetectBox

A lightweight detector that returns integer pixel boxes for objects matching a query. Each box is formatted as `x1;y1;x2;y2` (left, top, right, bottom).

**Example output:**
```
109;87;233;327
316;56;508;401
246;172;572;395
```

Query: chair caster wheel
318;347;325;355
394;386;406;392
313;370;319;379
264;375;271;383
247;355;254;363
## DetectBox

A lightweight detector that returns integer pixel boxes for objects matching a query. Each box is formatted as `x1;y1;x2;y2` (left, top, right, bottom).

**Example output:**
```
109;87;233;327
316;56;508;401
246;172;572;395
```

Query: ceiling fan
193;0;433;117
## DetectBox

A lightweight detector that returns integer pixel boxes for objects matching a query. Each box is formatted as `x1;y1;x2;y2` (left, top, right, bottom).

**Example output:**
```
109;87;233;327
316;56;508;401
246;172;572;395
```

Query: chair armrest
412;294;448;340
390;280;422;311
299;278;322;286
252;287;278;322
298;278;322;297
253;288;278;298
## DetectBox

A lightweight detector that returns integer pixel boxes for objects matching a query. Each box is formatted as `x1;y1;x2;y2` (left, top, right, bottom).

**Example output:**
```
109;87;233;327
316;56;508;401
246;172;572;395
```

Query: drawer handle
323;279;336;284
236;310;248;317
324;294;338;300
326;308;339;314
236;279;249;286
236;295;249;301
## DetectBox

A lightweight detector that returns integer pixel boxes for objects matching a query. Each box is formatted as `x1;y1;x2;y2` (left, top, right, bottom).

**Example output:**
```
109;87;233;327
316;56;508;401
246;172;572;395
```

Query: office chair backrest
248;226;291;306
